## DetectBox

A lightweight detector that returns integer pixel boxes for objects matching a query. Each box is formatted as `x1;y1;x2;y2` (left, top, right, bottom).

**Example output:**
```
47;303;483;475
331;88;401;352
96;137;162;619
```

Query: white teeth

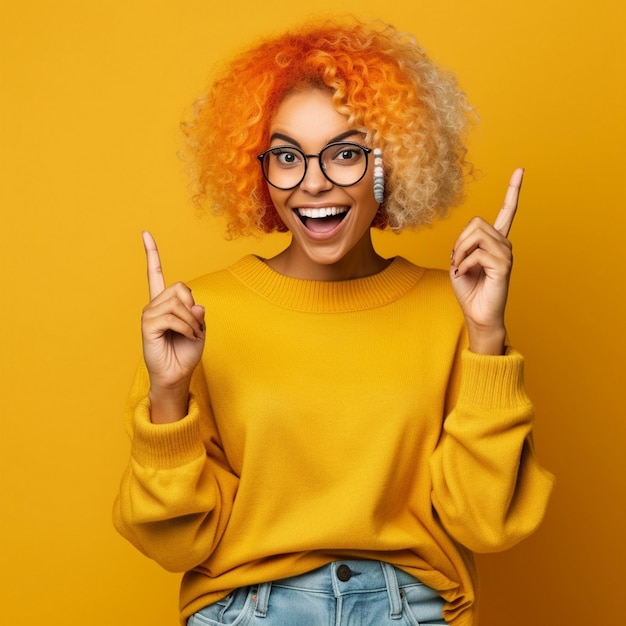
296;207;348;219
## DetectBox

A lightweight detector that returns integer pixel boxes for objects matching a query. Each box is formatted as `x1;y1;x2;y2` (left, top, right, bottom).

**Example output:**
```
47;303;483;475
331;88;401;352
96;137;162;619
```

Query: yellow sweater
113;255;554;626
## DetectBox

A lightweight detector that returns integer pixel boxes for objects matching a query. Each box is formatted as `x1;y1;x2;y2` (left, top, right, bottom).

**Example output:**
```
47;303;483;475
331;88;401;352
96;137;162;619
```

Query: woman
114;17;554;626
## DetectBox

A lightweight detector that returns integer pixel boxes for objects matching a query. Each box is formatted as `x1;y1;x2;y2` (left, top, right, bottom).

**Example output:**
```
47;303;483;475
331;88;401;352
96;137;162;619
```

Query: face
265;89;382;280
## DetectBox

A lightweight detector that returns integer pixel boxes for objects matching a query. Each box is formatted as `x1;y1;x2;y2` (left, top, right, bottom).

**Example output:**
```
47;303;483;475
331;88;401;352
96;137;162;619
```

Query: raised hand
140;231;206;422
450;168;523;355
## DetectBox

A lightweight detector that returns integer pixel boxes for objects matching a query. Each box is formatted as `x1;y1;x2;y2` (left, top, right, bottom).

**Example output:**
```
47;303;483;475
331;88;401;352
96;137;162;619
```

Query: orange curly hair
182;17;472;236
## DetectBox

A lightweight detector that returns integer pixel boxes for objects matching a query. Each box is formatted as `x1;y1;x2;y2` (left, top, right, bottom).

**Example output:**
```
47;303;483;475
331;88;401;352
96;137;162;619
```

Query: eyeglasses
257;142;371;190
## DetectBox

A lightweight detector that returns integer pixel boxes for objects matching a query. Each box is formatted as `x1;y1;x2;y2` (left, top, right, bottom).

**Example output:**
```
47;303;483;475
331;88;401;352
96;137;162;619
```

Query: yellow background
1;1;624;624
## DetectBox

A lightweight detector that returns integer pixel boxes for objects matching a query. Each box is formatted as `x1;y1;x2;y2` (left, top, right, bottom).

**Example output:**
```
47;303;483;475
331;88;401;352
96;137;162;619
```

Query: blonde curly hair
182;17;473;236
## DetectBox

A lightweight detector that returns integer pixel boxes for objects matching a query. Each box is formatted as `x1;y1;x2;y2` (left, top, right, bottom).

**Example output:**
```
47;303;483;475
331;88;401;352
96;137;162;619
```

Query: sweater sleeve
429;348;555;553
112;363;239;572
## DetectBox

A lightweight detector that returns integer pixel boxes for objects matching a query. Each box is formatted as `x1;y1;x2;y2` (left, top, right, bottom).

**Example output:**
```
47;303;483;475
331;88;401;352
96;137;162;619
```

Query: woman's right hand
140;231;206;423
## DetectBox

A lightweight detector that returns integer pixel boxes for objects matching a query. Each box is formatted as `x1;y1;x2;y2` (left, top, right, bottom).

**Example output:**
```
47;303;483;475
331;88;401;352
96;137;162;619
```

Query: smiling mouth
295;207;349;233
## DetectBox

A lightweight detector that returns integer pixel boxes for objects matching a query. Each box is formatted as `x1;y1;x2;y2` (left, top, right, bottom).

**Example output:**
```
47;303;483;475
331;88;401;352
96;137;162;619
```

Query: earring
373;148;384;203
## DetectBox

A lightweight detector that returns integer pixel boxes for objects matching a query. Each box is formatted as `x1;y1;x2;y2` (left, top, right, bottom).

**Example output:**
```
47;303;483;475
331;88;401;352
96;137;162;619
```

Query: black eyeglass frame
257;141;372;190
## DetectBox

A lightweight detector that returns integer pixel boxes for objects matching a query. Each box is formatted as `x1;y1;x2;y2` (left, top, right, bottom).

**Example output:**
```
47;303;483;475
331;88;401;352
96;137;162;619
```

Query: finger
453;245;513;279
148;281;195;308
143;291;204;336
142;231;166;300
493;168;524;237
143;311;200;342
453;223;512;265
451;217;508;266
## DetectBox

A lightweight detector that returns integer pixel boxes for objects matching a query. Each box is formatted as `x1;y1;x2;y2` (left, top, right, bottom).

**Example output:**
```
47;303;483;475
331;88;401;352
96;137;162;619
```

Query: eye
328;144;365;165
338;148;358;160
270;148;302;167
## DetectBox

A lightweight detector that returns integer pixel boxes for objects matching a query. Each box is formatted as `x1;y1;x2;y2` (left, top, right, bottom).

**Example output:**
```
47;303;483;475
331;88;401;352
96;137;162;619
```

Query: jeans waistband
254;560;419;619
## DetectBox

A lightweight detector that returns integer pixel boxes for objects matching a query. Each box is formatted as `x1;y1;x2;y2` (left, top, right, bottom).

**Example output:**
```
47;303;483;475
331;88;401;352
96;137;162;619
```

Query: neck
266;236;389;281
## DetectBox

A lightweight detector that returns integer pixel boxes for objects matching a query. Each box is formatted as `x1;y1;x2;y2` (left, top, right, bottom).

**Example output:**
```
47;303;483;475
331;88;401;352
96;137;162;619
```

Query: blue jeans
187;560;448;625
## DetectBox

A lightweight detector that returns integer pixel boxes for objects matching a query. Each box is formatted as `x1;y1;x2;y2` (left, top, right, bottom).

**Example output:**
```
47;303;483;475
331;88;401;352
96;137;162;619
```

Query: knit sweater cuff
130;394;205;469
457;348;531;408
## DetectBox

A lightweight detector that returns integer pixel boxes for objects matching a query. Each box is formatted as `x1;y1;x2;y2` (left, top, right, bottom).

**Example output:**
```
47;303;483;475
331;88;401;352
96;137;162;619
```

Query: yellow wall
1;1;624;624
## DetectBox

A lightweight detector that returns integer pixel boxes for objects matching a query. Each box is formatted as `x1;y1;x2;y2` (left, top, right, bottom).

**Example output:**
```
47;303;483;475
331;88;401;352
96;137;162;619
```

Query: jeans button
336;564;352;582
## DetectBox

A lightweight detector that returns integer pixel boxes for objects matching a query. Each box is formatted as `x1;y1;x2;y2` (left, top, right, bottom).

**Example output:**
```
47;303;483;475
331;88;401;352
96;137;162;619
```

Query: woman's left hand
450;168;523;355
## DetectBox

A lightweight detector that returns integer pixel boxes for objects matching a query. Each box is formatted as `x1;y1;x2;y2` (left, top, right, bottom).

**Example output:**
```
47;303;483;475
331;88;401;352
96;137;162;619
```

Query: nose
299;157;333;194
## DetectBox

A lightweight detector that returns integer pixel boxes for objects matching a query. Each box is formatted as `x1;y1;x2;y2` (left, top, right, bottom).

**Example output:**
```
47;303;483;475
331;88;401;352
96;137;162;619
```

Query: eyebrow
269;129;365;148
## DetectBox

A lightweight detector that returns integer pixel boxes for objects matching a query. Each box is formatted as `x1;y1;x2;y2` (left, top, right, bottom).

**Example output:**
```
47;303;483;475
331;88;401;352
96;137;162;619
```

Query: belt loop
381;562;403;620
254;581;272;618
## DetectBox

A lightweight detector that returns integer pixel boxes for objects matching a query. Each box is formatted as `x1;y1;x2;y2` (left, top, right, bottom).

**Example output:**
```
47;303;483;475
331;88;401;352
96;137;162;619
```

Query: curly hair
182;17;473;236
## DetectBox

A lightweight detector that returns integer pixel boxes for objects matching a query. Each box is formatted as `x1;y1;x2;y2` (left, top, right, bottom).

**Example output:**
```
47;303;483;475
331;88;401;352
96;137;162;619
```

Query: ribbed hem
131;395;206;469
227;255;426;312
457;348;531;408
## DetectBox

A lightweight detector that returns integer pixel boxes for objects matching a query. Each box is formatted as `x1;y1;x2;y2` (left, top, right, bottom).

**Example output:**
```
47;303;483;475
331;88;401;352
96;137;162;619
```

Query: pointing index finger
142;231;166;300
493;168;524;238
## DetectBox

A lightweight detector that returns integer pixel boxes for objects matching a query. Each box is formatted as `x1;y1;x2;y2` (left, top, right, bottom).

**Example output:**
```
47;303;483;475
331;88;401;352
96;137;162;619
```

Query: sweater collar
228;255;425;313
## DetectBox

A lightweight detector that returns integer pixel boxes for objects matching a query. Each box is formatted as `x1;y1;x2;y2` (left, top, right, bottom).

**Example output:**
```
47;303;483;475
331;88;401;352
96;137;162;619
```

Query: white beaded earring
373;148;384;203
